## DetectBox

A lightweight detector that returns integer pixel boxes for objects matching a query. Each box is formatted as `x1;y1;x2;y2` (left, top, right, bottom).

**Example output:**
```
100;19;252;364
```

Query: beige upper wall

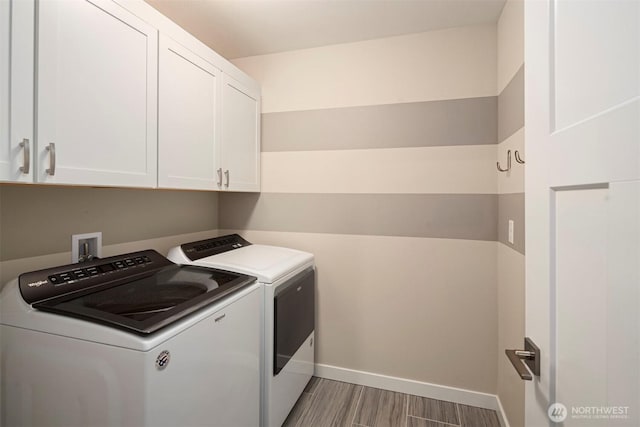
262;146;498;194
233;25;497;113
497;0;524;93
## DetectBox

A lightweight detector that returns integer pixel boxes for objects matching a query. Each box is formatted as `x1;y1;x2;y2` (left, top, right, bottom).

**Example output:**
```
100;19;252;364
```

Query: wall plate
71;232;102;263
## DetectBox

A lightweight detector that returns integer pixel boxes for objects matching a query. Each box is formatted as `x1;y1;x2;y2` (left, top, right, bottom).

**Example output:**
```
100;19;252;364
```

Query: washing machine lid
192;245;313;284
19;250;256;335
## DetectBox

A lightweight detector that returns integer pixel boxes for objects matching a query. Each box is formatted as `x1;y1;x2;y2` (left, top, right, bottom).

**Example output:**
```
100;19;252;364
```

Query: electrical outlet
508;220;514;244
72;232;102;263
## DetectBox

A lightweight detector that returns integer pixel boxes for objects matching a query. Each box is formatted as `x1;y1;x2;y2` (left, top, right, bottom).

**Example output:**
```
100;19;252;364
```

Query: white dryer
168;234;315;427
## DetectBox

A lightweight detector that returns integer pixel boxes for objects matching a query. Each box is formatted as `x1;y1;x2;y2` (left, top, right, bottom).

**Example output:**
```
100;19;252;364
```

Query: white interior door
525;0;639;426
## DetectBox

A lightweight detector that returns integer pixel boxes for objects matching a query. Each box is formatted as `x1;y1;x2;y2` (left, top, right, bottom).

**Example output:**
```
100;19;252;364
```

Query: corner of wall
496;0;526;426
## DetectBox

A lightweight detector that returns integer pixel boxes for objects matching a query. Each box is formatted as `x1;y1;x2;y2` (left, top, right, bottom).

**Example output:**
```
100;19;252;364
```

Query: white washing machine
0;249;261;427
168;234;315;427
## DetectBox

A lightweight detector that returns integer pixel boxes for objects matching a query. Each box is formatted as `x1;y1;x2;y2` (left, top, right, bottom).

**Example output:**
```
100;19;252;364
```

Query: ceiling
144;0;506;60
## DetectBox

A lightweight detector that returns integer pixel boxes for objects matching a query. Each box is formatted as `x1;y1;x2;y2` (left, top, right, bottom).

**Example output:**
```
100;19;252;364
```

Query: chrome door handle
216;168;223;187
224;169;229;188
19;138;30;174
214;313;226;322
46;143;56;176
505;337;540;381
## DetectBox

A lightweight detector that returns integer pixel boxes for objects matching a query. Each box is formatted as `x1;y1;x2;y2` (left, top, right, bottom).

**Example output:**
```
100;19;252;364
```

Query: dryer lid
194;245;314;284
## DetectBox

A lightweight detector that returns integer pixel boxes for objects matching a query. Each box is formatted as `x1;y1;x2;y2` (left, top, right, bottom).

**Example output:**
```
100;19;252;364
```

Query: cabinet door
158;36;220;190
37;0;157;187
220;75;260;192
0;0;34;183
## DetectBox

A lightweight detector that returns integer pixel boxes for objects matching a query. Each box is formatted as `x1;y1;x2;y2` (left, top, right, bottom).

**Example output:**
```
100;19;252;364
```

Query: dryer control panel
180;234;251;261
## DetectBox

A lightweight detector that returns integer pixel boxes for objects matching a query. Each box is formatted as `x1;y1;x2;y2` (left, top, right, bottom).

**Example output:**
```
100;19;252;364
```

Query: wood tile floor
283;377;501;427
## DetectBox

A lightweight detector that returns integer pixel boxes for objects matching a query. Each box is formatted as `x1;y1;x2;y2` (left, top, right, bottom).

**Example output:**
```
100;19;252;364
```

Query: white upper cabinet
219;75;261;192
158;36;221;190
1;0;260;190
0;0;34;183
36;0;158;187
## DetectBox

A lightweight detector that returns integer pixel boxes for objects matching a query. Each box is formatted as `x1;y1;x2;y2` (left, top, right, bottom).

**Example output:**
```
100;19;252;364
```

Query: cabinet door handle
217;168;223;187
224;169;229;188
46;143;56;176
19;138;30;174
214;313;226;322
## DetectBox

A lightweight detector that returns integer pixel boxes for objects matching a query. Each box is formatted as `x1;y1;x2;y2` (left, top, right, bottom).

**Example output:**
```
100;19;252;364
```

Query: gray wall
0;184;218;260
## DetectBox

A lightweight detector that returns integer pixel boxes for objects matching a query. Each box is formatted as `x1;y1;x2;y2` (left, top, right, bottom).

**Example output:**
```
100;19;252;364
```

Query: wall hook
497;149;511;172
514;150;525;164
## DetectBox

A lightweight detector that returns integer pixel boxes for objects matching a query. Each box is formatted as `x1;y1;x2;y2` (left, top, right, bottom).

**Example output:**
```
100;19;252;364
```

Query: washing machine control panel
19;250;173;304
180;234;251;261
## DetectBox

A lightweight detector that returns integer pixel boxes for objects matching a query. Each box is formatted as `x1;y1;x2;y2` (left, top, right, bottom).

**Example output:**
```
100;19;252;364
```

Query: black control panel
181;234;251;261
19;250;173;305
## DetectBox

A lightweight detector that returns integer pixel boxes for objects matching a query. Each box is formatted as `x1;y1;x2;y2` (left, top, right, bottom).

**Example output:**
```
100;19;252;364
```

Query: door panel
554;187;609;426
158;36;220;190
525;0;639;425
553;183;639;427
37;0;157;187
553;0;639;129
550;101;639;187
220;75;260;192
0;0;34;183
605;182;640;426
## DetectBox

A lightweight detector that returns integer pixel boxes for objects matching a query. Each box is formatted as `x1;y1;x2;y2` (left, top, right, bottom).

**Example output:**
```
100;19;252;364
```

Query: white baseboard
314;363;510;427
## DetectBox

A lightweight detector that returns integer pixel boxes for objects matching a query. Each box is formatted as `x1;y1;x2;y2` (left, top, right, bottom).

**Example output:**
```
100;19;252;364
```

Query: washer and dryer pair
0;234;314;427
168;234;316;427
